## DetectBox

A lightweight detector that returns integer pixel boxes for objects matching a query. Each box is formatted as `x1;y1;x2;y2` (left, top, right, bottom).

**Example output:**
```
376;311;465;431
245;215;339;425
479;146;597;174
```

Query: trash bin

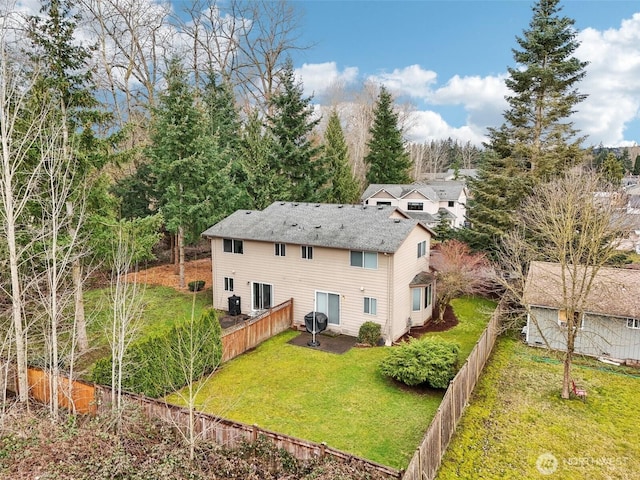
228;295;241;316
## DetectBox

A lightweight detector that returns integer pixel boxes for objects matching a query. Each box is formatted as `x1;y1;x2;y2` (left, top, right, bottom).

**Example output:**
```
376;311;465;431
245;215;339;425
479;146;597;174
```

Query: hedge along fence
91;309;223;398
401;305;501;480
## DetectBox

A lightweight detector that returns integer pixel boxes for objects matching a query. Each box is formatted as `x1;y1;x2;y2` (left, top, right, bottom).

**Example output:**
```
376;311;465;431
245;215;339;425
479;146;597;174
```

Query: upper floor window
350;251;378;269
223;238;243;254
407;202;423;211
417;240;427;258
448;201;455;208
275;243;286;256
376;201;392;206
301;245;313;260
627;318;640;329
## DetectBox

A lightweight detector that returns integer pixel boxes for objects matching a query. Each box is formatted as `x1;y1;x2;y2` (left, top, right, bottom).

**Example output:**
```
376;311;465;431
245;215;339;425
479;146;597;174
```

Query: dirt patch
398;304;458;342
125;258;212;292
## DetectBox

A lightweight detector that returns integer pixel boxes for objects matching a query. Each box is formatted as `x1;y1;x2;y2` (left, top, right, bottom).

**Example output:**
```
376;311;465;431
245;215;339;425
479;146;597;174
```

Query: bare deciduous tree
0;11;49;402
498;171;630;399
107;222;144;418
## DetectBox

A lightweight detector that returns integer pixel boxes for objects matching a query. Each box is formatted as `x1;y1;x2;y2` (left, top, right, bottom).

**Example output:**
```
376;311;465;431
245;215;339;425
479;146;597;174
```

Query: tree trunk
562;351;572;399
73;253;89;353
178;226;185;289
173;232;180;275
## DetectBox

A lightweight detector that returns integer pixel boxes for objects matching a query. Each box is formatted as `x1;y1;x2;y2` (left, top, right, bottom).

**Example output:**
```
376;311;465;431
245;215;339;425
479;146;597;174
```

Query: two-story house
202;202;436;343
360;181;468;229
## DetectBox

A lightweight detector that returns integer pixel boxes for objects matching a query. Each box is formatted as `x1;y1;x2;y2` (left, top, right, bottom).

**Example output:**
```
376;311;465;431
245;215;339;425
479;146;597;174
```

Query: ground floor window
252;282;272;310
224;277;234;292
412;288;421;311
364;297;377;315
317;291;340;325
424;284;432;308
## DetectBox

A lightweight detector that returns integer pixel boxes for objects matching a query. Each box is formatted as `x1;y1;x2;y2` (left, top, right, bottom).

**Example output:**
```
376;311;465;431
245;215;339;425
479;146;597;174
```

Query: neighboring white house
523;261;640;364
360;181;468;229
202;202;436;344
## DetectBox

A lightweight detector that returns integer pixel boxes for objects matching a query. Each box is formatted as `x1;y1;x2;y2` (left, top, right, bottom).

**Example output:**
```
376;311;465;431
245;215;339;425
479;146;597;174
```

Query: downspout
387;252;393;345
210;237;216;309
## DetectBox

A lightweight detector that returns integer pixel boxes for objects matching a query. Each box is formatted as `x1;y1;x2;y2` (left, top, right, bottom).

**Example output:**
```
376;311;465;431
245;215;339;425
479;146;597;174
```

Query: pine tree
148;59;231;287
466;0;588;252
239;111;282;210
633;155;640;176
364;86;412;185
600;152;624;186
266;58;323;202
322;110;360;203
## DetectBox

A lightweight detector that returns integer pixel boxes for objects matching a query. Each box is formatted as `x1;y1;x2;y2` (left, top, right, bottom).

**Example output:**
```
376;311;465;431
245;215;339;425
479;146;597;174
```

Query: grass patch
437;336;640;479
425;296;496;360
77;286;212;374
167;296;495;469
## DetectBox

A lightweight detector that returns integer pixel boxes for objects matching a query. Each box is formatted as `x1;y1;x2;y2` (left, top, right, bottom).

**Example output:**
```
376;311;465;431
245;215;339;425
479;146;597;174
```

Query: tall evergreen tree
364;86;412;185
322;110;360;203
239;111;281;210
266;58;323;202
466;0;588;252
148;59;232;287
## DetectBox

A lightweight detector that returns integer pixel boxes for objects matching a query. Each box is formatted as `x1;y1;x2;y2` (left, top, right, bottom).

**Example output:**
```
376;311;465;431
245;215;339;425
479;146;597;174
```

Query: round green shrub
357;321;382;346
379;337;460;388
188;280;206;291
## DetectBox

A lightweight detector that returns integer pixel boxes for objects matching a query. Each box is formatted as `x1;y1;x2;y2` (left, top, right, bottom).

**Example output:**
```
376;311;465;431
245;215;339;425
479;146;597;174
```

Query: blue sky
288;0;640;147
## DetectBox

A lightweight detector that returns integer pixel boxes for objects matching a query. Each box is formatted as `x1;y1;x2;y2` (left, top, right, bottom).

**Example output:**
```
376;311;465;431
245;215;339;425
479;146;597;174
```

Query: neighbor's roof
361;181;466;202
523;261;640;318
202;202;432;254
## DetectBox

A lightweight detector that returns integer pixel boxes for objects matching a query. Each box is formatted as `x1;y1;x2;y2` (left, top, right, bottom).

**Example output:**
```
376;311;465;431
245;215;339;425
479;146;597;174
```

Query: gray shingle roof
202;202;431;253
523;261;640;318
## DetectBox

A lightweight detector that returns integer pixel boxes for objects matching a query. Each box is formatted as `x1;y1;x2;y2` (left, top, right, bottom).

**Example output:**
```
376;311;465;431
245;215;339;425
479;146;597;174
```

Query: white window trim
364;297;377;316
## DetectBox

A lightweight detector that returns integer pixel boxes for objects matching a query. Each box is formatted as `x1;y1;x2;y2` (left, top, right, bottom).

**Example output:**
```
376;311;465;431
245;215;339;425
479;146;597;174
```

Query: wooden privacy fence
95;385;401;478
221;298;294;362
4;366;97;415
401;307;501;480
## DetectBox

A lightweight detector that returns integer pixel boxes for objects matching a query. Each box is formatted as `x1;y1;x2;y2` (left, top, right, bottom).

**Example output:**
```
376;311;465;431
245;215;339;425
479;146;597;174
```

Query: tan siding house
361;181;468;229
203;202;435;344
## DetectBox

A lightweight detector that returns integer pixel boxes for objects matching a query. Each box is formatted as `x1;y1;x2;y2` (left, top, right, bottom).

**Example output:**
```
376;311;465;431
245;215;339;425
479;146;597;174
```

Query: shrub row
92;309;222;398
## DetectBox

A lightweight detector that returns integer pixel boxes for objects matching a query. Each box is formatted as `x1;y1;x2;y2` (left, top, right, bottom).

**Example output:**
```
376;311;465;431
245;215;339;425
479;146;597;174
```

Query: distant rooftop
361;181;466;202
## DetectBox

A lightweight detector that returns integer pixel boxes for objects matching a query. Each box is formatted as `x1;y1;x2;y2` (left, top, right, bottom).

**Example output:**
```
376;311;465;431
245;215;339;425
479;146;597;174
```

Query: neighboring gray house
202;202;436;343
523;261;640;364
361;181;468;229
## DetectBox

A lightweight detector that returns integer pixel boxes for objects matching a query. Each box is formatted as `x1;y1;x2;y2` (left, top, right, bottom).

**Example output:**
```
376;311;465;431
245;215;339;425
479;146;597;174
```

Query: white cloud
574;13;640;146
405;110;487;146
366;64;438;100
296;62;359;97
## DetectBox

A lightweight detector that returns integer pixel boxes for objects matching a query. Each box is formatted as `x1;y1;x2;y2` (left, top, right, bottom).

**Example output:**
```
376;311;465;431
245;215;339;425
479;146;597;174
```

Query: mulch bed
397;304;458;342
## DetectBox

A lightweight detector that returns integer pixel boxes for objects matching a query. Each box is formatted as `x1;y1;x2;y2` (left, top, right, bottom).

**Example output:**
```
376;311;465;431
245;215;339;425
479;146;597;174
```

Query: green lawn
437;336;640;479
77;286;212;374
167;296;495;469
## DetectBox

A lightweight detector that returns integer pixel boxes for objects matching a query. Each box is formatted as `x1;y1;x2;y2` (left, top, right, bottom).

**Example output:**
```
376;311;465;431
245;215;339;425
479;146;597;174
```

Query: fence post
252;423;259;442
320;441;326;458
